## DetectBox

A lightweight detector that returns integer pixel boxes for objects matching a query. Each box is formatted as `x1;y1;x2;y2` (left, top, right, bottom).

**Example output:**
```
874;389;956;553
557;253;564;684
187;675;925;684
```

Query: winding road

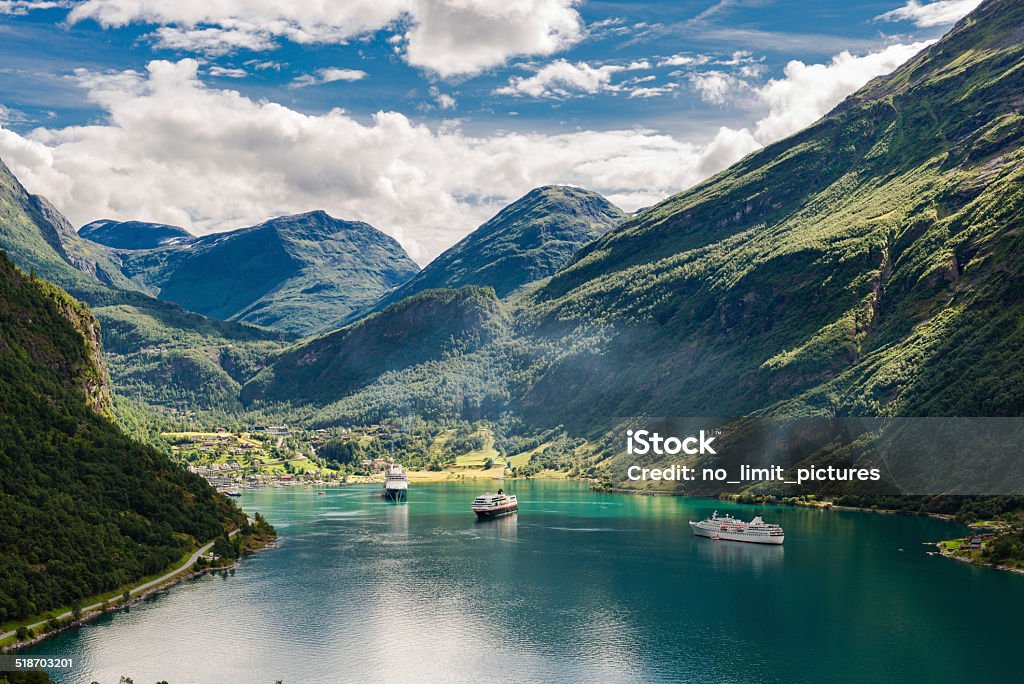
1;530;239;642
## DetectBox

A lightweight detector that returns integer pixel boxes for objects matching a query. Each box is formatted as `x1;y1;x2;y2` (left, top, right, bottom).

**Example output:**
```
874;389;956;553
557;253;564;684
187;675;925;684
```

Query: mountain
370;186;624;314
244;0;1024;464
98;211;420;335
0;156;288;412
0;251;243;624
241;286;508;410
523;0;1024;426
79;218;193;250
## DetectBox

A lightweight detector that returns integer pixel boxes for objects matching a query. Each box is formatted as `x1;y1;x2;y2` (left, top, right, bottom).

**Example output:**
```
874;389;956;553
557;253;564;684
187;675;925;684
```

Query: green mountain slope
370;186;623;315
0;156;288;412
79;219;193;250
0;252;243;623
524;0;1024;425
241;286;508;408
100;211;420;335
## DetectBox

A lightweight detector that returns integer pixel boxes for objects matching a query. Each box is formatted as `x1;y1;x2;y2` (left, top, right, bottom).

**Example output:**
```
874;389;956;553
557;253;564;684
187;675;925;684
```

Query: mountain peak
80;219;194;250
363;185;625;317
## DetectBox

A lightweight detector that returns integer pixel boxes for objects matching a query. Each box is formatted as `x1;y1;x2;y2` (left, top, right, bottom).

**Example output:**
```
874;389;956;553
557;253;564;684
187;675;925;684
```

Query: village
166;423;405;490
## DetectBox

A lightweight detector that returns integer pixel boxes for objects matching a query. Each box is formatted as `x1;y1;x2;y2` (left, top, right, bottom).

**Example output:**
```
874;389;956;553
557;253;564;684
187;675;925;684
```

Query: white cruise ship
689;510;784;544
471;490;518;519
383;464;408;501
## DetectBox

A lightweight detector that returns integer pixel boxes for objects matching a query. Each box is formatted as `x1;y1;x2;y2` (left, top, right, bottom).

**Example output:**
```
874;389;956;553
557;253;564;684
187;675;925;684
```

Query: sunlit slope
526;0;1024;422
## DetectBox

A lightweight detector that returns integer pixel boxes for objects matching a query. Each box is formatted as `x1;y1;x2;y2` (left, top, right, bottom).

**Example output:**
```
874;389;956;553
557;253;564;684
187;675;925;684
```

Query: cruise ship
383;464;409;501
471;490;518;519
689;511;784;544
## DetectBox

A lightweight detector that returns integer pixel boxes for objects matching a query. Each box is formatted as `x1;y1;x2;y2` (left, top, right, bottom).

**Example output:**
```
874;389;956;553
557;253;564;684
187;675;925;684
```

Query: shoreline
0;532;277;653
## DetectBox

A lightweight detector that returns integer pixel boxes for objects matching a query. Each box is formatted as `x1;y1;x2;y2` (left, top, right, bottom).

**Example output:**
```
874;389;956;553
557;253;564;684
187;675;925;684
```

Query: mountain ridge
88;209;420;335
365;185;624;319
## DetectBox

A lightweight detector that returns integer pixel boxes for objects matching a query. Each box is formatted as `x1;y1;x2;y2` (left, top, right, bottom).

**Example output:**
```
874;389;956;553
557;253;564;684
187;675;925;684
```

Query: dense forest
0;253;244;624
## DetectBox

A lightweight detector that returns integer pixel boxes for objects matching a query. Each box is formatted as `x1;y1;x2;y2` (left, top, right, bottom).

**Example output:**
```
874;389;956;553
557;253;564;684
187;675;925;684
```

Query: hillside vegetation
0;252;243;623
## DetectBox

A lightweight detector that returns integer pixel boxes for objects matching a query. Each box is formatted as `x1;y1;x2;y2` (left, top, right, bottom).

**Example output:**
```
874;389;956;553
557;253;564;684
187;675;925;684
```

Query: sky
0;0;983;263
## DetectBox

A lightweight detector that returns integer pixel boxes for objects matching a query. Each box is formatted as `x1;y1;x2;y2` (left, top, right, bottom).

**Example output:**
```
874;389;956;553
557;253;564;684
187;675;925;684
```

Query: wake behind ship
384;463;409;501
690;511;784;544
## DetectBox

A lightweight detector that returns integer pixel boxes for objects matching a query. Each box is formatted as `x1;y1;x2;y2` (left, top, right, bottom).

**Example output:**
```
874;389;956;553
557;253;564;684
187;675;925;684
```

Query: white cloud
0;43;932;263
495;60;626;98
752;41;932;142
289;67;368;88
0;104;30;125
151;27;278;55
0;59;763;263
627;83;680;99
658;54;711;67
0;0;69;14
428;86;456;110
689;70;747;105
400;0;584;77
494;59;652;99
208;66;248;78
67;0;584;76
876;0;982;28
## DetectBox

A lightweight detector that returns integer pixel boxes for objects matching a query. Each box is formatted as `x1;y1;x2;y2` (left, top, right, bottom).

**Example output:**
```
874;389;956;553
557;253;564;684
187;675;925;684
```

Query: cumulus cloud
0;59;763;262
151;27;278;55
290;67;368;89
752;41;932;142
658;54;711;67
689;70;747;105
0;42;930;263
208;66;248;78
495;60;628;98
875;0;982;27
66;0;584;76
0;0;69;14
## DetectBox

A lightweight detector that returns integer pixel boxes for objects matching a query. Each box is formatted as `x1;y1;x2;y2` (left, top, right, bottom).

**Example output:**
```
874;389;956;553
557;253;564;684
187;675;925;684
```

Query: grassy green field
454;429;503;468
506;442;552;468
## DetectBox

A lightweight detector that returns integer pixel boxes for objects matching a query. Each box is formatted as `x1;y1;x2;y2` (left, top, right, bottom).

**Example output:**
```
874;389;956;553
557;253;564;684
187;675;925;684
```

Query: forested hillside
0;252;243;623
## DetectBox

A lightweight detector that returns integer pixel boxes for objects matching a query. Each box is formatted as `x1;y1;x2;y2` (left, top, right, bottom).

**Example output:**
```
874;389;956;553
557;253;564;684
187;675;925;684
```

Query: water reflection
474;512;518;541
691;536;785;575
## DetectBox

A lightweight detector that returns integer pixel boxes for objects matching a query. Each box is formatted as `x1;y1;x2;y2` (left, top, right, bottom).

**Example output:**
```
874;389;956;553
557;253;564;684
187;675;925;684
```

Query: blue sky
0;0;980;261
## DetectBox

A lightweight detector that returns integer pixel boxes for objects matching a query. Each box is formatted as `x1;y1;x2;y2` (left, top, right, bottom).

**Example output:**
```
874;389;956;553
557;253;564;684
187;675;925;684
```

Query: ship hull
690;522;783;545
474;505;518;519
384;487;407;501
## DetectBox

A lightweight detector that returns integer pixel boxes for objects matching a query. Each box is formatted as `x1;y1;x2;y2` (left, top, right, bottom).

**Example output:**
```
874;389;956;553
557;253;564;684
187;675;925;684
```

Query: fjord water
29;482;1023;683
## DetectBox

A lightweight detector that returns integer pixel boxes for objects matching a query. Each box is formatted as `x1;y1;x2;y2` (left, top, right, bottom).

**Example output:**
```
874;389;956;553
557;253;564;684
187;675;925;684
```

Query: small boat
472;490;518;519
222;486;242;497
317;491;326;496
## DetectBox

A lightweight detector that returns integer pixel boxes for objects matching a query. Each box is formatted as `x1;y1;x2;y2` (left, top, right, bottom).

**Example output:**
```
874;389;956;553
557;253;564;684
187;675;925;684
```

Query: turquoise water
25;481;1024;683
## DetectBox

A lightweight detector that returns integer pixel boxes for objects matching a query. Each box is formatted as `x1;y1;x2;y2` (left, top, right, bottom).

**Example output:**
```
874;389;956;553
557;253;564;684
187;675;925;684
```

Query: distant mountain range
90;211;420;335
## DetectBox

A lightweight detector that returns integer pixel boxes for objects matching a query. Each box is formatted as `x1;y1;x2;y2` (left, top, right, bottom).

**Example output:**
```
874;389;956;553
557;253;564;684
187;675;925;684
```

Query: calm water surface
26;481;1024;683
